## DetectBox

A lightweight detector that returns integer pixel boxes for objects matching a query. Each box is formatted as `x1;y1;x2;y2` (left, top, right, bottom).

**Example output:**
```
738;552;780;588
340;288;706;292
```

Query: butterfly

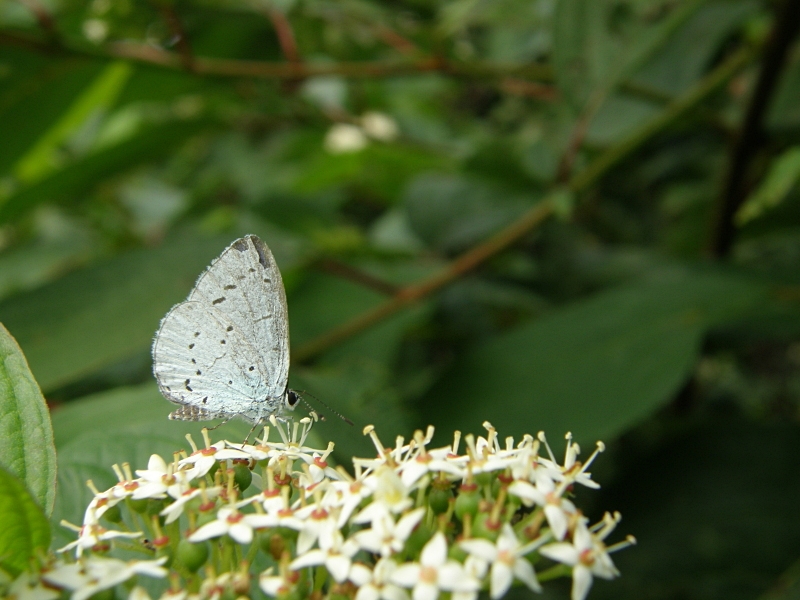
152;235;299;424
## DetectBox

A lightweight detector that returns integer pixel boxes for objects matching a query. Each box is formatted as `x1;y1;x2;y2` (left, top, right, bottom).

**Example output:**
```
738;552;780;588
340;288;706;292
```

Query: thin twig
294;200;555;362
316;259;400;296
265;8;301;64
18;0;59;45
499;78;559;101
373;24;418;55
0;30;552;81
555;0;709;183
708;0;800;258
568;45;754;193
154;2;194;71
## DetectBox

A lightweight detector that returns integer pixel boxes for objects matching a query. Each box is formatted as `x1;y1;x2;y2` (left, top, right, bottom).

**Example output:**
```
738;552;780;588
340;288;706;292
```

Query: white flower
361;112;399;141
322;476;374;527
391;532;479;600
260;567;300;597
355;466;413;524
82;19;108;43
290;530;360;583
133;455;193;500
6;571;60;600
508;474;576;541
58;523;142;557
295;504;340;554
349;559;408;600
178;442;231;478
325;124;368;154
160;486;221;524
539;517;620;600
129;586;152;600
398;446;466;489
354;507;425;557
188;507;274;544
460;523;542;598
43;557;167;600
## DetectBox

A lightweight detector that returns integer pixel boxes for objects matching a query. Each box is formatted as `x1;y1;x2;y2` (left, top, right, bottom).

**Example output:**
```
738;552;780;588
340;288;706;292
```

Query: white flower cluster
12;417;634;600
324;112;399;154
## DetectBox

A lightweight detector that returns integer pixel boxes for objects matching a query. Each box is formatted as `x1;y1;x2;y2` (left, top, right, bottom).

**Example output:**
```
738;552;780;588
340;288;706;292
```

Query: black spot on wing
224;284;237;290
249;236;270;268
212;297;225;305
226;325;233;332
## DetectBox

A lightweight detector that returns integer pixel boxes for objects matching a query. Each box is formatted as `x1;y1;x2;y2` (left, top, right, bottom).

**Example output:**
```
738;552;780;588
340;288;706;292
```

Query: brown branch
294;199;555;362
265;8;301;64
557;88;607;183
707;0;800;259
316;259;400;296
372;24;418;56
499;78;559;101
0;30;552;81
154;2;194;71
18;0;59;44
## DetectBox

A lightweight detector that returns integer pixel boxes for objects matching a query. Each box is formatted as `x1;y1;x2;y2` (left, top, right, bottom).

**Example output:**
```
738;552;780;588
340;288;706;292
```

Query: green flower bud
176;539;209;572
454;484;480;521
233;462;252;491
472;510;501;541
428;486;453;515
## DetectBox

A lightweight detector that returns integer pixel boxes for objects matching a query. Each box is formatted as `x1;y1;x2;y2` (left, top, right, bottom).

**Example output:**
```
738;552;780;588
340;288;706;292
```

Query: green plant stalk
568;45;755;193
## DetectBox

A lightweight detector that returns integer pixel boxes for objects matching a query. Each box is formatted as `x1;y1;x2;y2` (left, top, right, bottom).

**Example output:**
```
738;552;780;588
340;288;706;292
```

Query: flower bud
176;539;209;572
428;486;453;515
454;483;480;520
233;462;252;491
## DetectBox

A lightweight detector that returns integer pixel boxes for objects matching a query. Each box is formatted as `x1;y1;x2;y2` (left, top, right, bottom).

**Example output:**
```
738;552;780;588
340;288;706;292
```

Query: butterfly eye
286;390;300;408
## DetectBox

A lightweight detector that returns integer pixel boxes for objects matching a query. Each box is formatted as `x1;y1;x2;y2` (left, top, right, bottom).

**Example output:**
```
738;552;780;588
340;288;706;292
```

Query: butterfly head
284;389;300;411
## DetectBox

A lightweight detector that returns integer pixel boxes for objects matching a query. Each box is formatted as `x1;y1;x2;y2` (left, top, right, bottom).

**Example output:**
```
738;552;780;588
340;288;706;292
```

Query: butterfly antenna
298;390;354;426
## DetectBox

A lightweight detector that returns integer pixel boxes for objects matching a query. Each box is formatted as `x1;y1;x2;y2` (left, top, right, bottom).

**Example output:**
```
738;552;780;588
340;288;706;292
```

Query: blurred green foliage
1;0;800;598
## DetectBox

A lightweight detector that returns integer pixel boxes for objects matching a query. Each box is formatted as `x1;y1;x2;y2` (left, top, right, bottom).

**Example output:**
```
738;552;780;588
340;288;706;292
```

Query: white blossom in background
361;112;399;141
325;123;368;154
82;19;108;43
42;557;167;600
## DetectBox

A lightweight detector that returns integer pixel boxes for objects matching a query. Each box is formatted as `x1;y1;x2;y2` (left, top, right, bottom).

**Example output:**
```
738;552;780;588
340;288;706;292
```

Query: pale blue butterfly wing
152;235;293;423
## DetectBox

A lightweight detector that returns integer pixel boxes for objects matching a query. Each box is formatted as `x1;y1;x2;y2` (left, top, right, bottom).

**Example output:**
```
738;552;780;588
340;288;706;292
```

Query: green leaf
0;117;214;225
13;61;133;184
736;147;800;225
422;270;765;444
0;465;51;577
0;233;236;392
0;324;56;516
402;174;534;253
0;51;106;175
